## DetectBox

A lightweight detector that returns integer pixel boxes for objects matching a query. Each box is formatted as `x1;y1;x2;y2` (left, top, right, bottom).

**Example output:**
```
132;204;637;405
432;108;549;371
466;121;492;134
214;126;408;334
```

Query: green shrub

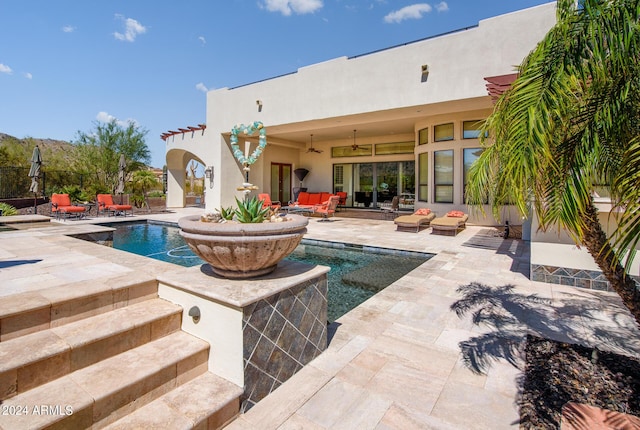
61;185;90;203
0;203;18;216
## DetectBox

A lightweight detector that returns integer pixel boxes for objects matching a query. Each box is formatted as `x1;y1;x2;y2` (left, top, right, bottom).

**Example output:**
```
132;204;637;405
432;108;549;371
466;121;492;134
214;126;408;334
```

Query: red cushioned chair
97;194;133;217
258;193;281;210
314;196;340;222
51;193;87;220
336;191;347;210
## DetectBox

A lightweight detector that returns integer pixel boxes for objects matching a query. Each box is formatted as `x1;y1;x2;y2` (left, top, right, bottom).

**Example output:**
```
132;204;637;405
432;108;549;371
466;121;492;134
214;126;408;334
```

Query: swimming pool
108;222;432;321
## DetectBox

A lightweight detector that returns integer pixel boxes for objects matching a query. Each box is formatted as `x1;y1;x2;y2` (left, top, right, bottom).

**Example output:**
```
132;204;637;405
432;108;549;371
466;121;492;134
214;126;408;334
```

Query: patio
0;209;638;428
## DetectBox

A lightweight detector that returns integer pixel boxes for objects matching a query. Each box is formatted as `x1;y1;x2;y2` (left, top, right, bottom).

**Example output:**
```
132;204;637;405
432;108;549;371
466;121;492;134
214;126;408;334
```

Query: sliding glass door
333;161;414;209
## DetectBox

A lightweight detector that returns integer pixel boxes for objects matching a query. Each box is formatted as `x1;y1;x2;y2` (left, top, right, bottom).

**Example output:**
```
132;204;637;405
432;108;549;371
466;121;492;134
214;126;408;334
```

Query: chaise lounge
430;211;469;236
394;208;435;232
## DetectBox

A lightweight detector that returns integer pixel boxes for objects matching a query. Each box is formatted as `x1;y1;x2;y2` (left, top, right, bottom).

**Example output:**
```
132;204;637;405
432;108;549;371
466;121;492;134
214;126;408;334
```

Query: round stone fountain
178;214;308;279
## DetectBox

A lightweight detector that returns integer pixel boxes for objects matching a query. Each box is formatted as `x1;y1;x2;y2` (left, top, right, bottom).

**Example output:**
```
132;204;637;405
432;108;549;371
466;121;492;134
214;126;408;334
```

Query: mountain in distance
0;132;73;151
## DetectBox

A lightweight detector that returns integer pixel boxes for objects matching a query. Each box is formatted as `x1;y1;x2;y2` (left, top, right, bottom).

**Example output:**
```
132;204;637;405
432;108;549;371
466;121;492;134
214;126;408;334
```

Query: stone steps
103;372;243;430
0;298;182;400
0;272;158;341
0;331;210;429
0;270;242;429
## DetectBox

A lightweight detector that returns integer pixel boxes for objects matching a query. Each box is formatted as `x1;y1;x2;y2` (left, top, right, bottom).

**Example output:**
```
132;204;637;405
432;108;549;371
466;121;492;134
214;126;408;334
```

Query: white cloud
195;82;208;93
113;15;147;42
62;25;75;33
384;3;432;23
0;64;12;74
261;0;323;16
198;36;206;45
435;1;448;12
96;111;137;127
24;72;32;80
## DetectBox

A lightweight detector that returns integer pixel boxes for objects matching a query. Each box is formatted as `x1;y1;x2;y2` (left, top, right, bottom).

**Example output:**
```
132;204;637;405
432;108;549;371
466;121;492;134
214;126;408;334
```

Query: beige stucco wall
191;2;556;210
530;206;640;276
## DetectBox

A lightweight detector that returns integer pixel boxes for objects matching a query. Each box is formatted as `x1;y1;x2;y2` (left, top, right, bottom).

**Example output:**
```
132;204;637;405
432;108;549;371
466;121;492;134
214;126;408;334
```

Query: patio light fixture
204;166;214;189
421;64;429;82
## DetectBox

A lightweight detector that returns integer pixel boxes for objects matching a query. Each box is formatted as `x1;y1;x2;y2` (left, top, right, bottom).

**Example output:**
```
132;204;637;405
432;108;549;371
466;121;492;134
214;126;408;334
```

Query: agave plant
234;196;271;223
219;206;234;221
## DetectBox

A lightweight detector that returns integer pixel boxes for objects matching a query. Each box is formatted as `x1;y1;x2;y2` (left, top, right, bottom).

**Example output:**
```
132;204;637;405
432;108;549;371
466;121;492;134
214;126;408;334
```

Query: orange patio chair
97;194;133;217
258;193;281;210
314;195;340;222
50;193;87;220
336;191;347;210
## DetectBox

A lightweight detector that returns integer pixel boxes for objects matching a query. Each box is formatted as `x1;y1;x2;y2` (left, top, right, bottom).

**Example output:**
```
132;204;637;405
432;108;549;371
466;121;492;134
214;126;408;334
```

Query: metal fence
0;167;85;199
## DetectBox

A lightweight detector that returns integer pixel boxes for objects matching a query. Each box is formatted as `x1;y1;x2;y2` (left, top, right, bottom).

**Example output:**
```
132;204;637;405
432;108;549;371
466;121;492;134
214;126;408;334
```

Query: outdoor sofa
291;191;333;209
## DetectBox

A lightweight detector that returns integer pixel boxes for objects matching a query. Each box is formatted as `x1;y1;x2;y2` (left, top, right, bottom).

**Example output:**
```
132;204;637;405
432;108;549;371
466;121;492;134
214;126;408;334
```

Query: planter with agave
179;122;308;279
179;196;308;279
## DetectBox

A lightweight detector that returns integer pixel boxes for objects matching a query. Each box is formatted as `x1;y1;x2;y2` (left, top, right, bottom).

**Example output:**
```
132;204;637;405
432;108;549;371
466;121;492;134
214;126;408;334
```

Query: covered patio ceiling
262;96;490;150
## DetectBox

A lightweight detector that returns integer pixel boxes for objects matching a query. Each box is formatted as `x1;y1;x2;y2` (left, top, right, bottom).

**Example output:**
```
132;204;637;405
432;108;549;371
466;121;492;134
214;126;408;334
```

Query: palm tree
466;0;640;325
131;170;157;211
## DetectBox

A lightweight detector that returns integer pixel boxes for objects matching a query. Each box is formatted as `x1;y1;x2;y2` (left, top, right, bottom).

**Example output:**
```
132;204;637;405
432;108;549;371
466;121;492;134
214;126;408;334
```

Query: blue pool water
109;222;431;321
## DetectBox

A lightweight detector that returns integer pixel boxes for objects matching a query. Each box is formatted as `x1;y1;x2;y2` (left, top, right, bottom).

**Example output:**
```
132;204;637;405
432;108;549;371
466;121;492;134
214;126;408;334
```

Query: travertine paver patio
1;209;639;429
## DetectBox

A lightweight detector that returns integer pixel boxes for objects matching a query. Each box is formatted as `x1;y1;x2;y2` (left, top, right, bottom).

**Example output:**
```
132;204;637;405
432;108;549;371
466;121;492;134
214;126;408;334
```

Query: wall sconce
421;64;429;82
188;306;201;324
204;166;214;189
256;99;263;112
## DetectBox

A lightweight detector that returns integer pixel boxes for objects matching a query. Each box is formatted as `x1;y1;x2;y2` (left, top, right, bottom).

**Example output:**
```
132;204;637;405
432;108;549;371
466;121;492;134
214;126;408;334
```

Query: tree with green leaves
131;169;158;210
73;119;151;193
466;0;640;325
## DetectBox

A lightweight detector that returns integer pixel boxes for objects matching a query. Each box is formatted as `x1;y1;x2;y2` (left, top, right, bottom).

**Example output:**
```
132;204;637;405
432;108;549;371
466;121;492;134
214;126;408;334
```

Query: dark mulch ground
520;335;640;429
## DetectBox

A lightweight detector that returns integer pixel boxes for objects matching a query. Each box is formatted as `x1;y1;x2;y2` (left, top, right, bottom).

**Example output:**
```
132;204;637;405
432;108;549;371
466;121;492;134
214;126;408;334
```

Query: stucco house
163;2;639;289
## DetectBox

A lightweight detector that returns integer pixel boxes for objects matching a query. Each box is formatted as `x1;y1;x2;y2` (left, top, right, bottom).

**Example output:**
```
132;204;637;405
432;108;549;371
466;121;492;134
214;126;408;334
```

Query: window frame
434;123;454;142
462;120;484;139
433;149;454;203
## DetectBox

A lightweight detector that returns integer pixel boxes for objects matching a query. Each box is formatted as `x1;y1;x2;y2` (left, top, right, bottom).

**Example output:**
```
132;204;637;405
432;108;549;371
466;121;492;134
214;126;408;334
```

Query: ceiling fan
306;134;323;153
352;129;359;150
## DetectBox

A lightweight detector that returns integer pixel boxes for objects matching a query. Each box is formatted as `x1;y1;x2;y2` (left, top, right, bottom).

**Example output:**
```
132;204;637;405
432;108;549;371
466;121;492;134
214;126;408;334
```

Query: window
375;141;414;155
418;128;428;145
463;120;483;139
331;145;372;157
418;152;428;201
434;123;454;142
434;150;454;203
463;148;484;203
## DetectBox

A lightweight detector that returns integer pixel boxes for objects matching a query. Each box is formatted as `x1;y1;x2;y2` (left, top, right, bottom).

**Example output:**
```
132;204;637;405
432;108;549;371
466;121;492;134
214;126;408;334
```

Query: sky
1;0;553;168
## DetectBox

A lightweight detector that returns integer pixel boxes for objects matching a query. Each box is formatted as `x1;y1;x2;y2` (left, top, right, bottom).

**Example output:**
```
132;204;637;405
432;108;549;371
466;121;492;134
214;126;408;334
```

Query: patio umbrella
28;145;42;213
115;154;125;203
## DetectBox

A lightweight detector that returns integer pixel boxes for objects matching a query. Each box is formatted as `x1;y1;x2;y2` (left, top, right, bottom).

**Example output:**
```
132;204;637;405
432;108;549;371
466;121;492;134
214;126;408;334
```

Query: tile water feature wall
531;264;640;292
242;276;328;411
157;260;330;414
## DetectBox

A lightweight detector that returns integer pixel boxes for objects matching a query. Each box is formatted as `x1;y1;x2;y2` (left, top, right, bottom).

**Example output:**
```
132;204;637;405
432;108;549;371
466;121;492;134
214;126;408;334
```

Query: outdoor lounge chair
97;194;133;217
430;211;469;236
51;193;87;220
258;193;281;211
393;208;435;232
380;196;400;219
314;195;340;222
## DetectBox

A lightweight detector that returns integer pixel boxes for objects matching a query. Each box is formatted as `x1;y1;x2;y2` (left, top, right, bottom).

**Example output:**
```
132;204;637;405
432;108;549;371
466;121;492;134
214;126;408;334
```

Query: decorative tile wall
241;275;328;411
531;264;640;292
